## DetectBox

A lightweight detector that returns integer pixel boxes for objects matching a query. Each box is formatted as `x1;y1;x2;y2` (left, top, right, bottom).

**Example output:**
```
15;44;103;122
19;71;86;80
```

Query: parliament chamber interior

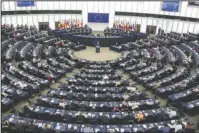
1;0;199;133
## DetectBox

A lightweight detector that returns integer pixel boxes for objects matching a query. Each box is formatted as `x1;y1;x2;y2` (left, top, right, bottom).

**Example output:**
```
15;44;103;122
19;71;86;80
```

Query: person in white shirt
38;63;42;67
115;81;121;87
82;126;94;133
2;75;5;80
127;86;137;92
9;66;15;72
103;75;109;80
59;101;67;109
167;109;177;118
188;55;192;63
123;93;129;101
19;82;27;88
16;90;21;95
2;92;8;97
131;103;138;110
32;58;37;63
75;111;82;117
168;122;183;132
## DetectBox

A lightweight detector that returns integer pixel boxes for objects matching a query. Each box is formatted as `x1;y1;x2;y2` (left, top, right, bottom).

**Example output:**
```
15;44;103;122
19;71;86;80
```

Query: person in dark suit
100;113;109;124
147;127;161;133
158;28;161;35
76;112;86;123
2;121;10;132
184;122;194;133
23;102;30;114
161;29;165;36
176;129;186;133
41;128;55;133
124;111;134;124
160;124;170;133
25;124;41;133
41;124;55;133
121;101;129;112
15;121;26;133
156;111;166;121
12;90;19;100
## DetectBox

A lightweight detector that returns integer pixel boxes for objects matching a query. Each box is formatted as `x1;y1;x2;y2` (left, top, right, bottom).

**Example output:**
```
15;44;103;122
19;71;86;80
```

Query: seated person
115;80;122;87
154;82;161;89
47;75;53;81
122;79;130;86
112;107;120;112
127;86;137;92
167;109;177;119
185;122;193;129
99;113;109;123
188;54;192;63
123;93;129;101
196;88;199;95
82;125;94;133
26;123;42;133
42;124;54;133
59;100;67;109
184;122;194;133
2;120;10;132
22;102;30;113
107;128;117;133
121;101;129;111
75;111;86;122
159;124;171;133
135;111;144;122
2;92;8;97
103;74;109;80
15;120;26;133
131;103;139;110
168;121;183;133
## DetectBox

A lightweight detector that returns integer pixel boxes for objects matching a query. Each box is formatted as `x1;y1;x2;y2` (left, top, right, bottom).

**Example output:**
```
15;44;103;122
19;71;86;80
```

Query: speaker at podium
96;45;100;53
94;40;100;53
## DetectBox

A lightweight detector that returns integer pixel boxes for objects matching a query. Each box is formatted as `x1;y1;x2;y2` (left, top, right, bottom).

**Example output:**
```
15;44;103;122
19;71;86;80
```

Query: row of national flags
57;19;83;29
113;21;138;31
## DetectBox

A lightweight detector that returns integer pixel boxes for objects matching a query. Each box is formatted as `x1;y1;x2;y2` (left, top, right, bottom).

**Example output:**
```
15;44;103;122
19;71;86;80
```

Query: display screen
188;1;199;6
17;1;34;7
162;1;179;12
88;13;109;23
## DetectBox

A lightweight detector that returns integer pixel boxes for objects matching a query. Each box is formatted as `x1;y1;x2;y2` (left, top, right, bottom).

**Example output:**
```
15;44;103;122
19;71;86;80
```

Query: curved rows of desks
50;28;147;47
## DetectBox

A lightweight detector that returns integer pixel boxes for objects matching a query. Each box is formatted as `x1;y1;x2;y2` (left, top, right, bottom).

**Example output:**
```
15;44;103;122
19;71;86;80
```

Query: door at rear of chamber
135;24;141;32
55;22;60;29
39;22;49;31
146;25;157;35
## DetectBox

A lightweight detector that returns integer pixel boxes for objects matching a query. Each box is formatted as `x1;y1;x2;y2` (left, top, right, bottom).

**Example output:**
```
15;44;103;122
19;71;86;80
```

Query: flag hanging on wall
56;19;83;29
88;13;109;23
112;20;137;31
